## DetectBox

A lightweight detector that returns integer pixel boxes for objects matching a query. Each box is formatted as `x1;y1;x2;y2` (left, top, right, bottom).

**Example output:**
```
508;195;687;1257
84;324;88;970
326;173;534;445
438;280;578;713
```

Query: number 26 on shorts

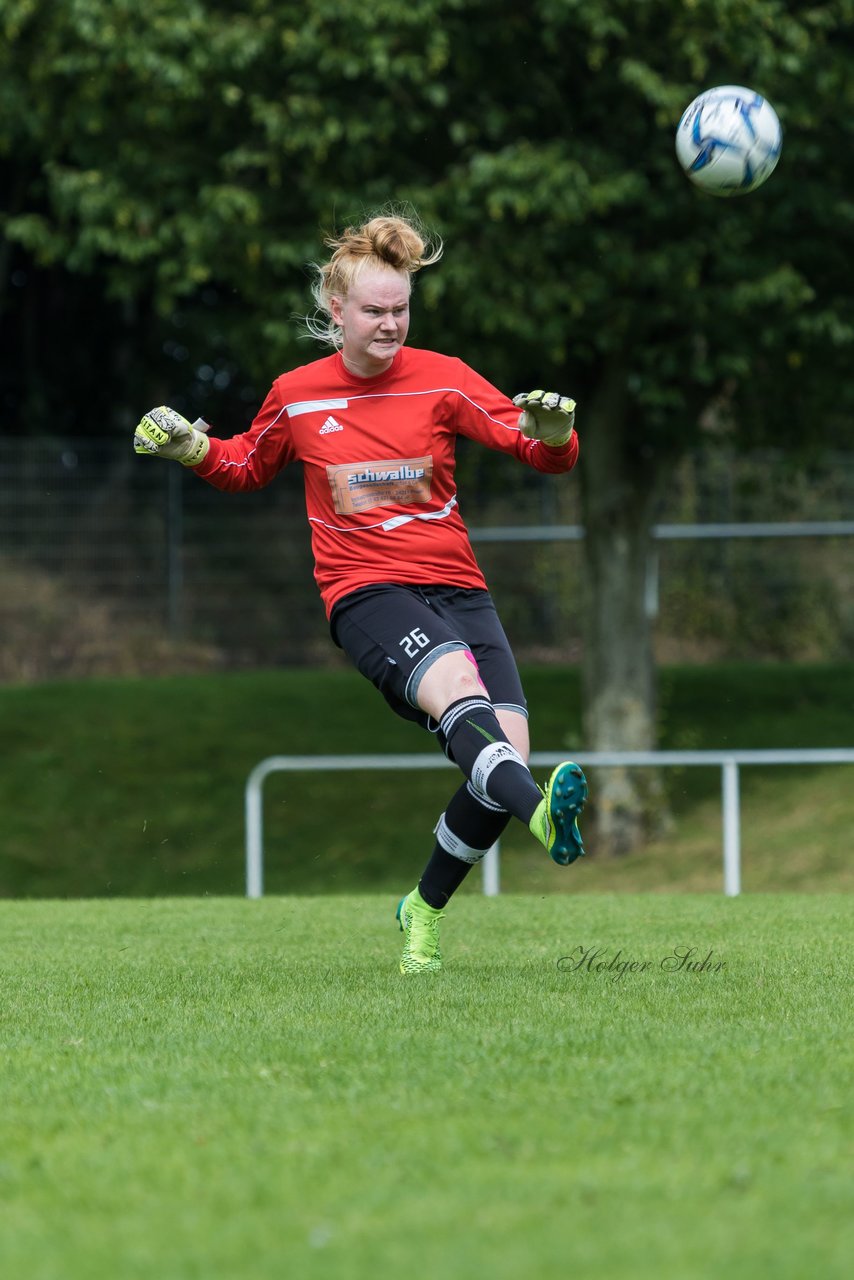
399;628;430;658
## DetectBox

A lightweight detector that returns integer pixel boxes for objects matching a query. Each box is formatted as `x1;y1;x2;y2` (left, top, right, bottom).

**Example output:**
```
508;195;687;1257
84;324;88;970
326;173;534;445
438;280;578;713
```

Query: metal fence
243;749;854;899
2;438;853;677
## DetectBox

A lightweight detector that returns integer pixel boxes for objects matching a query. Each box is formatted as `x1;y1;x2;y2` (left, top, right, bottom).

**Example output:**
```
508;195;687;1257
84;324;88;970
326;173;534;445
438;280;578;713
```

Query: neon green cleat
396;887;445;973
529;762;588;865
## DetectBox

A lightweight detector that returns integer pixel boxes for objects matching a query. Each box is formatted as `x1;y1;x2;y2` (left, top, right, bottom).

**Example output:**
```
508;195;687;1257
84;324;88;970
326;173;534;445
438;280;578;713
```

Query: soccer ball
675;85;782;197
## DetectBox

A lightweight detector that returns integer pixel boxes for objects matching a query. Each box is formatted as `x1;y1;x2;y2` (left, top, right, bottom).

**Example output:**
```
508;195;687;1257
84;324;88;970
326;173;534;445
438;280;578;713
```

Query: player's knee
416;648;485;718
441;665;483;708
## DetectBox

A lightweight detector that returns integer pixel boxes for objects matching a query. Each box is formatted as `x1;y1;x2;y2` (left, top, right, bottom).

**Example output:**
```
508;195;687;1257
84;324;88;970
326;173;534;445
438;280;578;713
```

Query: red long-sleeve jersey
193;346;579;617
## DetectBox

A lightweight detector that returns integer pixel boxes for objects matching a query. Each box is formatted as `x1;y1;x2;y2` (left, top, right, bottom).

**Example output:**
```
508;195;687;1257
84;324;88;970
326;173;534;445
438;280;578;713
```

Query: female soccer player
134;210;588;973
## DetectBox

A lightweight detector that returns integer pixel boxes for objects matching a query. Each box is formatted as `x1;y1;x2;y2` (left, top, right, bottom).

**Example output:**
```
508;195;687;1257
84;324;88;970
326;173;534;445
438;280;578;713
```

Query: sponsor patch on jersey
327;455;434;515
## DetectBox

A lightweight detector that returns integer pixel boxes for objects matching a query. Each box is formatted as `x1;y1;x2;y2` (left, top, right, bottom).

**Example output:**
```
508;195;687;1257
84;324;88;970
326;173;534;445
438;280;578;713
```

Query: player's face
331;267;410;377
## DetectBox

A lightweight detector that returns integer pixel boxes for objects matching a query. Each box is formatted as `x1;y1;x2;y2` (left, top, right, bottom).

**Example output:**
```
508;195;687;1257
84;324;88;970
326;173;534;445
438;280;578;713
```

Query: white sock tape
465;781;507;814
470;740;527;801
433;813;489;865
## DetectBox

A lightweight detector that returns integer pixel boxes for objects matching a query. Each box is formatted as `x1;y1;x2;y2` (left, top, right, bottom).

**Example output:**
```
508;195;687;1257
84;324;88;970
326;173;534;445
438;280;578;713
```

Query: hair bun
327;213;442;275
305;207;443;349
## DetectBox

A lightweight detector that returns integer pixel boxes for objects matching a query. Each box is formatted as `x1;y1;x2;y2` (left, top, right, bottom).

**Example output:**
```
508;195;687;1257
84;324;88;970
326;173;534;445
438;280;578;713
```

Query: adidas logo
319;415;344;434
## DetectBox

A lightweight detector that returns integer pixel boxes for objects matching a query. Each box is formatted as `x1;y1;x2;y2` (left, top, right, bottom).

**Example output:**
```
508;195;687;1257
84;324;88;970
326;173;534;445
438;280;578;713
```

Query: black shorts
330;583;527;730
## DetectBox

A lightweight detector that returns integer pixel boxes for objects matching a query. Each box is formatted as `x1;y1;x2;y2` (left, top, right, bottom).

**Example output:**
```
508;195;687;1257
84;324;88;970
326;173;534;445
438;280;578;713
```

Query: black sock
438;696;542;824
418;847;473;908
418;782;513;908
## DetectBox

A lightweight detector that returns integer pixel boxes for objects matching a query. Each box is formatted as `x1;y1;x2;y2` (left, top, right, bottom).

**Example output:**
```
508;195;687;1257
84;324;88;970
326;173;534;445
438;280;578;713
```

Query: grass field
1;662;853;897
1;894;851;1279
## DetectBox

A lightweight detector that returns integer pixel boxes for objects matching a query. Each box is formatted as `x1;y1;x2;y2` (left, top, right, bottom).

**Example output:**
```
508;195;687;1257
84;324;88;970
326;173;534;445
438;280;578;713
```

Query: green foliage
1;0;853;439
1;895;852;1279
3;2;853;782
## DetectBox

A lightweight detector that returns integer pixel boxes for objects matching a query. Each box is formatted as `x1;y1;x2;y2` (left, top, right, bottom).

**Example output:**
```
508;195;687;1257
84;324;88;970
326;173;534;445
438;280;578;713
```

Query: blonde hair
304;210;443;348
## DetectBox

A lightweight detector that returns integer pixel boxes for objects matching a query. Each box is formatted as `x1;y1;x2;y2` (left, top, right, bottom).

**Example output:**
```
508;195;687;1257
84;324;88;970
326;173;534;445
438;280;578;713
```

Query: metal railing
468;522;854;622
244;748;854;900
469;521;854;542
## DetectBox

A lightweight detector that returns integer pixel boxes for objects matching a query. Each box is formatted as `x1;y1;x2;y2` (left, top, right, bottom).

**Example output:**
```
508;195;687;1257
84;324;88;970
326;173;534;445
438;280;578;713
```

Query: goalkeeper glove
134;406;210;466
513;389;576;446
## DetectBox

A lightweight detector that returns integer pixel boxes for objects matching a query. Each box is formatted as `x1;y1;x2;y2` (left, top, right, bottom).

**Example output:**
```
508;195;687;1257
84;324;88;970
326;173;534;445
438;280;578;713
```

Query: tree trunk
578;364;664;856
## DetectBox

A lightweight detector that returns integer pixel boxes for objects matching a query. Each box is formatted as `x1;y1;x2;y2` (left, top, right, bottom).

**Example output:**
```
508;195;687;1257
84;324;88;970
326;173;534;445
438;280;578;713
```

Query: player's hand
513;390;576;446
134;406;210;466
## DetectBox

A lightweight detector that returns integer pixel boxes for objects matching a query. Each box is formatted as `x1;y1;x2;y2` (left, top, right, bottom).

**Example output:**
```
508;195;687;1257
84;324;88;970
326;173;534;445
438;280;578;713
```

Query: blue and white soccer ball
675;85;782;197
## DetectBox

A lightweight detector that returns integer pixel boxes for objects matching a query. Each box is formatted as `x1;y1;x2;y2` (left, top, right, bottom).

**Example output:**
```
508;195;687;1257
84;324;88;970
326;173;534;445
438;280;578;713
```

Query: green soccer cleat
396;887;445;974
529;762;588;865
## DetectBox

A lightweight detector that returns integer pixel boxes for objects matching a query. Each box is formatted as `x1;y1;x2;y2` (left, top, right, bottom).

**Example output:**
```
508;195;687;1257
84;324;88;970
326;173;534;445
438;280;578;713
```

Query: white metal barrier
244;749;854;900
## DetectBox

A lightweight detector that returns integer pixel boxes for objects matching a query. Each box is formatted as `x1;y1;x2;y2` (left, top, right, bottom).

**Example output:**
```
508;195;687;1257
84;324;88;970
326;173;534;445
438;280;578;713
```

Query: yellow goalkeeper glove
513;389;576;446
134;406;210;466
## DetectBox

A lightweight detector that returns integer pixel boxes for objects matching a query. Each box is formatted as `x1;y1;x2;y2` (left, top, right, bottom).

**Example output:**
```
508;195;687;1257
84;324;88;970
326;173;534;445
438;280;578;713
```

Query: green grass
1;663;853;897
1;895;851;1279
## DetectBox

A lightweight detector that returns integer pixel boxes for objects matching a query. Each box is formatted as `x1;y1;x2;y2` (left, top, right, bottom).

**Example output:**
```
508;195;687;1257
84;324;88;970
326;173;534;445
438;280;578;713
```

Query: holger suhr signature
557;945;726;981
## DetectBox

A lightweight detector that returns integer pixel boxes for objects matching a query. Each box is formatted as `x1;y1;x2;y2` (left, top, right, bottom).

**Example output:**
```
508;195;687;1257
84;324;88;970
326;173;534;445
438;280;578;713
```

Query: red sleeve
190;381;297;492
451;360;579;474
